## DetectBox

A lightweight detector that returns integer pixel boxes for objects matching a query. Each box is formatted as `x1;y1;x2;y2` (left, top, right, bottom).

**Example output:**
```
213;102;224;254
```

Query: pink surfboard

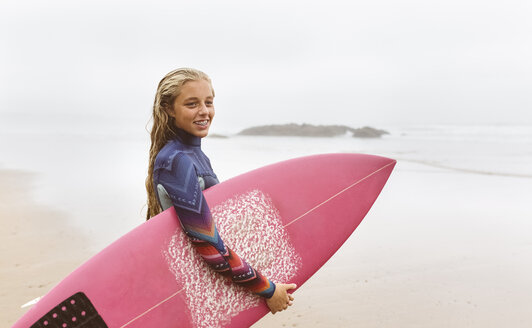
13;153;395;328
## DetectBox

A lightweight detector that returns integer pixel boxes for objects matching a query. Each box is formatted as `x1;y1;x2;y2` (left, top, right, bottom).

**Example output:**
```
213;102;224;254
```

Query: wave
398;158;532;179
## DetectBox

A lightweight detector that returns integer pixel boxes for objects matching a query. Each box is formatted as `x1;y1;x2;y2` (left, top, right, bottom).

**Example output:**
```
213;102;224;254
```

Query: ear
163;105;175;118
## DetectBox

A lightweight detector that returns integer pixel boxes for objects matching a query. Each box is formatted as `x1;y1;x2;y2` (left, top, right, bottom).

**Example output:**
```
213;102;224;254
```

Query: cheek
181;109;195;122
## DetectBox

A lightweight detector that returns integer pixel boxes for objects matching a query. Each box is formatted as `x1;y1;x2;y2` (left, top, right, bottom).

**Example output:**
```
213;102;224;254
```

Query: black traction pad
31;292;108;328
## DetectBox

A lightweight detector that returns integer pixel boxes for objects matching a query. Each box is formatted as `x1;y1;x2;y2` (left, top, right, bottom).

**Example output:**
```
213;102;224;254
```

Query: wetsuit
152;128;276;298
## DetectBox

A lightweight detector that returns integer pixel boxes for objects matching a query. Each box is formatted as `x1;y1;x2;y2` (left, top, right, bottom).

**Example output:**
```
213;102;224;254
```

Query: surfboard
13;153;395;328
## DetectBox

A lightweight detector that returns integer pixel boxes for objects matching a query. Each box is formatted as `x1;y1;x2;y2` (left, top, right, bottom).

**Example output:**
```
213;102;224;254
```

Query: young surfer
145;68;296;314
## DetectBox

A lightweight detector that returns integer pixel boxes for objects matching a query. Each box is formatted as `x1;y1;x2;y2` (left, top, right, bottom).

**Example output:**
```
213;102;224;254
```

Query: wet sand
0;169;92;327
2;159;532;327
253;161;532;327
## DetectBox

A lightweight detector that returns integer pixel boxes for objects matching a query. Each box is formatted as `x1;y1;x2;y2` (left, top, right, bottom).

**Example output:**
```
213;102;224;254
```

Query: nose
198;102;209;115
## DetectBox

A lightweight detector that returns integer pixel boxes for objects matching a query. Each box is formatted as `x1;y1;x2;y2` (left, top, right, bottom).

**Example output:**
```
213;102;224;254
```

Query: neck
175;127;201;146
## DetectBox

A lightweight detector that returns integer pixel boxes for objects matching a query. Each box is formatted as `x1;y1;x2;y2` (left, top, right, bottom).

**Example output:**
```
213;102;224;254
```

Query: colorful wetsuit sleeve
155;153;276;298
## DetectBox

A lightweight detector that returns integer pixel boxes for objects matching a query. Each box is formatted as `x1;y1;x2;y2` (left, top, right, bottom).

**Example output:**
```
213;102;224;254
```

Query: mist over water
2;1;532;132
3;2;532;325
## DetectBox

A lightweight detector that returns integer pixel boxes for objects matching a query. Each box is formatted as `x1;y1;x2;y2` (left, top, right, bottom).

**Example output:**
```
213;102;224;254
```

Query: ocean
0;124;530;248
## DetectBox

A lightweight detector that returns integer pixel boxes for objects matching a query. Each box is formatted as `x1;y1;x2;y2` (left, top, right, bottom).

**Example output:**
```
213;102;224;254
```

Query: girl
145;68;296;314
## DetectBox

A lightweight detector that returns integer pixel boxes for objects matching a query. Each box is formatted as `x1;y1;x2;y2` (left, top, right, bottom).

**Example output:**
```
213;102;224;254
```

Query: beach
1;125;531;327
0;169;92;326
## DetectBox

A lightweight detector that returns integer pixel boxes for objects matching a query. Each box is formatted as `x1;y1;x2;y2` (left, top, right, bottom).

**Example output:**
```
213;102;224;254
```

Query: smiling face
168;79;215;138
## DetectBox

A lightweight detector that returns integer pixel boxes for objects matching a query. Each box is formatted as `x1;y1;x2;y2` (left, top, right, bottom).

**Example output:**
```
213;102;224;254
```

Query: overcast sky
1;0;531;134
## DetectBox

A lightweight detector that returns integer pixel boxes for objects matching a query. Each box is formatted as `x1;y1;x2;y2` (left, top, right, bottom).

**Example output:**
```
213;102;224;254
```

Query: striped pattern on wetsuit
152;132;275;298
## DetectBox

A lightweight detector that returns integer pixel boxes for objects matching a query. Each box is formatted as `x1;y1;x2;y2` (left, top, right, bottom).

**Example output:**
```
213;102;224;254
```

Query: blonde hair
145;68;214;220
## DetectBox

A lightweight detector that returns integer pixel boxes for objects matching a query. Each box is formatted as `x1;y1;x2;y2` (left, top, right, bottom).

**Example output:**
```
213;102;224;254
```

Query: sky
1;0;531;134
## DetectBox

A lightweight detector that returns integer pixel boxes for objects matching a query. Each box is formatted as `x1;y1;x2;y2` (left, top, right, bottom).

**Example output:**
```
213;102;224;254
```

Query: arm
155;152;276;298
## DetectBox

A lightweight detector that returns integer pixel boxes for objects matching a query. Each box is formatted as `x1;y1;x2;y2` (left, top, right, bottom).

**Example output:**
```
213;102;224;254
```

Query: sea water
0;124;531;249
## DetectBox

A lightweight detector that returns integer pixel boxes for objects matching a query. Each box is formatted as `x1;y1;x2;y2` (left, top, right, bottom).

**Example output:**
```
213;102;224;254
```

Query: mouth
194;120;209;127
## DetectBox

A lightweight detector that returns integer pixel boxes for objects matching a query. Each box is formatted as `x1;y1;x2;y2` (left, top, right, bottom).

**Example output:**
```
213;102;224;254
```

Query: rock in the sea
238;123;354;137
238;123;389;138
207;133;228;139
352;126;389;138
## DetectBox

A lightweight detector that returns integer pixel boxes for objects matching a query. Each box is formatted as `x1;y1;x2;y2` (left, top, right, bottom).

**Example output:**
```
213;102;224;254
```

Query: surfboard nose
272;153;396;229
205;152;395;232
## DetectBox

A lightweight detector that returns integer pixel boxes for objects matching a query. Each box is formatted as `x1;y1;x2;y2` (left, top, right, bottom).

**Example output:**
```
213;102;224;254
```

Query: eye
185;102;197;108
206;100;214;106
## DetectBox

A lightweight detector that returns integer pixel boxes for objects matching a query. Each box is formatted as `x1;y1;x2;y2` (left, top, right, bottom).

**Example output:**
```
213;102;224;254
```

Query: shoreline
396;158;532;179
2;148;531;326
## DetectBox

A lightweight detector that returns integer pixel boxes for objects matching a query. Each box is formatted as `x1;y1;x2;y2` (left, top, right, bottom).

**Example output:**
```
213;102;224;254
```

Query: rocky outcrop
237;124;388;138
352;126;389;138
207;133;229;139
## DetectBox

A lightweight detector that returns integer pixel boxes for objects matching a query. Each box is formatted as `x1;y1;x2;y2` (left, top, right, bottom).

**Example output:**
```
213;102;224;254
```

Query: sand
2;159;531;327
253;161;532;327
0;169;92;327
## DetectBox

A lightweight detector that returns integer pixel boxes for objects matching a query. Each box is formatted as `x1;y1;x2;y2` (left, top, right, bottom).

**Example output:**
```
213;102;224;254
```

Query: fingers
280;283;297;290
268;283;297;315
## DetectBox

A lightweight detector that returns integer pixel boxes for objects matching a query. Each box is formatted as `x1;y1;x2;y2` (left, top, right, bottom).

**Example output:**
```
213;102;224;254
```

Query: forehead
180;79;214;98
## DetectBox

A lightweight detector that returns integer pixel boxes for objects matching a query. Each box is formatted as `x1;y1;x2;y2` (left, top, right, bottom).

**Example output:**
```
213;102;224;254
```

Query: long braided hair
145;68;214;220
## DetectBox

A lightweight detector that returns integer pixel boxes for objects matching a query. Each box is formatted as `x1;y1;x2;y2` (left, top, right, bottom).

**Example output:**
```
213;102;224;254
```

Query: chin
196;130;209;138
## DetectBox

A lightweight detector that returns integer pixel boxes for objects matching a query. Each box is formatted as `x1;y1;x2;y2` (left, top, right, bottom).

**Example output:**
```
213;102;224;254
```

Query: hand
266;283;297;314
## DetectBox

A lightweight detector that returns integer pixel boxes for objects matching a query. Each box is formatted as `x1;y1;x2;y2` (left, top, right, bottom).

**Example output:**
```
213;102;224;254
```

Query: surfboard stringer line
118;161;394;327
